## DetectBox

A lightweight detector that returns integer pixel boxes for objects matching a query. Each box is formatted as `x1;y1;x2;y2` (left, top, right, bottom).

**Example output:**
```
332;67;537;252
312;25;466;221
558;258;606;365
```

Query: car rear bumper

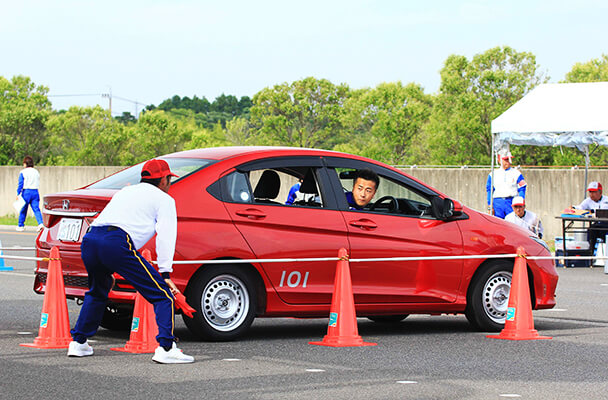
34;247;137;303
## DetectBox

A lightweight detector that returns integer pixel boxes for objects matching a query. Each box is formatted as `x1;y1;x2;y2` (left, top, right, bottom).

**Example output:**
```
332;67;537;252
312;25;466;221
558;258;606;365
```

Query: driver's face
353;178;377;207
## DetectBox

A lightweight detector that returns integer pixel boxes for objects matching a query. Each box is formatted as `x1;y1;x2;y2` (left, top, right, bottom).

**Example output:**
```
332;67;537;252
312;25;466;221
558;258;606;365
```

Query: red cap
587;181;602;192
141;159;177;179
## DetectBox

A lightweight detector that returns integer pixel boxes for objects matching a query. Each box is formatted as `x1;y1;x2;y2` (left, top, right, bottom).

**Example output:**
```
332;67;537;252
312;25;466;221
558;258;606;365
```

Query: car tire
100;303;133;331
465;260;513;332
183;266;256;341
367;315;409;323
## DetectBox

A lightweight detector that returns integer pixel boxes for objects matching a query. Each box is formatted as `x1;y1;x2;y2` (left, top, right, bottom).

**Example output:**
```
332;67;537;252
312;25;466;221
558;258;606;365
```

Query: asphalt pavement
1;228;608;399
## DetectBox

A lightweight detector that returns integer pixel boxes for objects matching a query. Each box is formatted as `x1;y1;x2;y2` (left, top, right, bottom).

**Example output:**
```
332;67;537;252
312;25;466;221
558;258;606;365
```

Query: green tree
0;75;51;164
46;106;128;165
115;111;137;125
125;110;192;163
250;77;350;148
224;117;252;146
564;54;608;83
343;82;432;164
425;46;547;165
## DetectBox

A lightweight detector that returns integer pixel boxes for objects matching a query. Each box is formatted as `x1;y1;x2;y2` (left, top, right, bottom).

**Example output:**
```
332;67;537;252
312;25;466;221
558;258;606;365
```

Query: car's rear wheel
183;266;256;341
465;260;513;332
367;315;409;323
100;303;133;331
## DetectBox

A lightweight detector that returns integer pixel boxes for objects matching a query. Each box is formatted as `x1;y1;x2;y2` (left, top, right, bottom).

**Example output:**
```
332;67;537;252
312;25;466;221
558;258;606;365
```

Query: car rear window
87;158;213;190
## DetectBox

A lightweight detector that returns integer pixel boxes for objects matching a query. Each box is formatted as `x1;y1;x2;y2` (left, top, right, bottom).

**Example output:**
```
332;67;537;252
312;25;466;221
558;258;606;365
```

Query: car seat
253;170;281;203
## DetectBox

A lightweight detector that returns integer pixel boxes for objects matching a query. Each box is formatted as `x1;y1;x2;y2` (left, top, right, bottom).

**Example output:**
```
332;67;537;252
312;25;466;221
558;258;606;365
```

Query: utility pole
101;86;112;115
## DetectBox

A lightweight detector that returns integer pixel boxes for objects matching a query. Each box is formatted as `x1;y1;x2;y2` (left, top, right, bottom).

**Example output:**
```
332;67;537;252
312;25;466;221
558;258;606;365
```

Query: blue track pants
19;189;43;226
492;197;513;219
71;226;175;348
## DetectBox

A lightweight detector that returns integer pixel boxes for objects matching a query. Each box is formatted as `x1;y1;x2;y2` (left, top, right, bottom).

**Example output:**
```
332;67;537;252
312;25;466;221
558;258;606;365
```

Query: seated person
285;179;303;205
345;168;379;210
504;196;543;238
574;181;608;252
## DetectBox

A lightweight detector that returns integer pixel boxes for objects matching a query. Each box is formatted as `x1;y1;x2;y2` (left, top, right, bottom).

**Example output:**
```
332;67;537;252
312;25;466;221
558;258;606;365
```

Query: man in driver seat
346;168;379;210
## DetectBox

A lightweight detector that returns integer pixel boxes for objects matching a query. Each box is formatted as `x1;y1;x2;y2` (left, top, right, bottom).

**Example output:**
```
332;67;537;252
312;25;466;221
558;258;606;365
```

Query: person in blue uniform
68;159;194;364
345;168;379;210
285;179;303;205
16;156;44;232
486;150;526;219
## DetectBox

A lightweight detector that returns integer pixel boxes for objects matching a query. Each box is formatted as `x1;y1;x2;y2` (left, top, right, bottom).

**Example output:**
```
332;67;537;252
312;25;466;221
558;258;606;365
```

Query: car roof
163;146;360;161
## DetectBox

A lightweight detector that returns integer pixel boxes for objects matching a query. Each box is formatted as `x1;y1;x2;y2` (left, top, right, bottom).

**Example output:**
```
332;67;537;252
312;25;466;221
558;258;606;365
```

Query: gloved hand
173;292;196;318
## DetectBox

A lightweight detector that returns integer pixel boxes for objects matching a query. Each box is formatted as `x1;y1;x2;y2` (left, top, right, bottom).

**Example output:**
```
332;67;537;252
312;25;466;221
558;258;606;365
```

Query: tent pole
490;133;495;214
584;146;590;198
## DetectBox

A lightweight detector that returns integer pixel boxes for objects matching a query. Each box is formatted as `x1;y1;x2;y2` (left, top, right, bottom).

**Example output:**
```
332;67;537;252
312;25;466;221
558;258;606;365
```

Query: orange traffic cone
310;248;376;347
112;249;159;353
21;247;72;349
487;247;552;341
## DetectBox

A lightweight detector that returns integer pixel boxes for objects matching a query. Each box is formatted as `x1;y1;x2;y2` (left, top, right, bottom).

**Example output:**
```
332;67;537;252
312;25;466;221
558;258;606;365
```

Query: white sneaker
152;342;194;364
67;340;94;357
15;226;25;232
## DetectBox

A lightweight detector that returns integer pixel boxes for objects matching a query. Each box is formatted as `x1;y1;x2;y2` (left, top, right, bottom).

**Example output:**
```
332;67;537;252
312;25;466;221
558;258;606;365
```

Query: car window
87;158;212;190
222;166;325;207
337;167;432;217
251;168;324;207
222;171;253;203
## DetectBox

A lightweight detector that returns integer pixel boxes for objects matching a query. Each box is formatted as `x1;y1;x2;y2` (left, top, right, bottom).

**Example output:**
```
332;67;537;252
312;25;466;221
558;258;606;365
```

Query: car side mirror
431;196;455;220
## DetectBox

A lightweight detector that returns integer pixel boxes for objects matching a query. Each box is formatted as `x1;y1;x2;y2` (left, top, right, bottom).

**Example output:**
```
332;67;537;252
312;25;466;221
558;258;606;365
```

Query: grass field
0;214;39;226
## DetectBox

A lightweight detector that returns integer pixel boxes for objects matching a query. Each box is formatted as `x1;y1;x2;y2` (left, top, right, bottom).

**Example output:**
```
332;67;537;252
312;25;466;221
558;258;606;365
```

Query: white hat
587;181;602;192
511;196;525;206
498;149;513;159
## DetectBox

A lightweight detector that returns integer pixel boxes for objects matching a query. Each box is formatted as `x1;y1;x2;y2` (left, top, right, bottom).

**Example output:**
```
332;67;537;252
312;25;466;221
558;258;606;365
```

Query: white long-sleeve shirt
92;182;177;273
576;195;608;210
505;209;544;238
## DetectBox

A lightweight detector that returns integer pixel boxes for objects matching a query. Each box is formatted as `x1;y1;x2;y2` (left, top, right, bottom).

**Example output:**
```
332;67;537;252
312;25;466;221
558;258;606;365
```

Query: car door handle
349;219;378;230
235;208;267;220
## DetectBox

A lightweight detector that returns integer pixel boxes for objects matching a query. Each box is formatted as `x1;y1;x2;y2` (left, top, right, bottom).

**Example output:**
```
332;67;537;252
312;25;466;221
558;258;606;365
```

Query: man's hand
164;278;179;295
165;280;197;317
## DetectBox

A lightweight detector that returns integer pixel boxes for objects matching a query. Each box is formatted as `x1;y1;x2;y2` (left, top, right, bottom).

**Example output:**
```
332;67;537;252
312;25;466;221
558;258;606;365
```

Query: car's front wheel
183;266;256;341
465;261;513;332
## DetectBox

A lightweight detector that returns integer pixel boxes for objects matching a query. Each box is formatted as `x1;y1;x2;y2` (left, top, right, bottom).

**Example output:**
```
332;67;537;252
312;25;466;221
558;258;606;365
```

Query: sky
2;0;607;117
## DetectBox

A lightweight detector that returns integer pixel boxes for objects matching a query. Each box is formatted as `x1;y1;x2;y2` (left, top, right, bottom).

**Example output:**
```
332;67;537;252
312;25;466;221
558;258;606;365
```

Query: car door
324;157;464;304
218;156;349;305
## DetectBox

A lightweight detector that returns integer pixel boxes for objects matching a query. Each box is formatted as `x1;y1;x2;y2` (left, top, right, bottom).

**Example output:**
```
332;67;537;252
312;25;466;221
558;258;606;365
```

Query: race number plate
57;218;83;242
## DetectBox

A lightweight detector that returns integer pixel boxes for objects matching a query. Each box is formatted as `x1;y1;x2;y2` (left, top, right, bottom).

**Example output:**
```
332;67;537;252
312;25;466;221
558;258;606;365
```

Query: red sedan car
35;147;558;340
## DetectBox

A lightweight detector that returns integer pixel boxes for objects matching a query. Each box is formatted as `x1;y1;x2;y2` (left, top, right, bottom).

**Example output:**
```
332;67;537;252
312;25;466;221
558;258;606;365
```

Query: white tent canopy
492;82;608;151
490;82;608;201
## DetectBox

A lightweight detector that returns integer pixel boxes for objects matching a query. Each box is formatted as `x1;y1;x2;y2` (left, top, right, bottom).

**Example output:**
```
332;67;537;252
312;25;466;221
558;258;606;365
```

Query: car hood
478;212;549;256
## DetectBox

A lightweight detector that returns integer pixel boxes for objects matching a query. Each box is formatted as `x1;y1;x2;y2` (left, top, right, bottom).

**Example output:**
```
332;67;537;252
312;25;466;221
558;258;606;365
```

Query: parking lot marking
17;332;32;335
222;358;241;361
499;395;521;398
306;369;325;372
601;284;608;286
396;381;418;384
545;308;568;312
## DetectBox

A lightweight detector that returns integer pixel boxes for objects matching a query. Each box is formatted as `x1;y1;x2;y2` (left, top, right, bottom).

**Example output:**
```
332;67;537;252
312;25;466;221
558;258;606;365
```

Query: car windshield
87;158;213;190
